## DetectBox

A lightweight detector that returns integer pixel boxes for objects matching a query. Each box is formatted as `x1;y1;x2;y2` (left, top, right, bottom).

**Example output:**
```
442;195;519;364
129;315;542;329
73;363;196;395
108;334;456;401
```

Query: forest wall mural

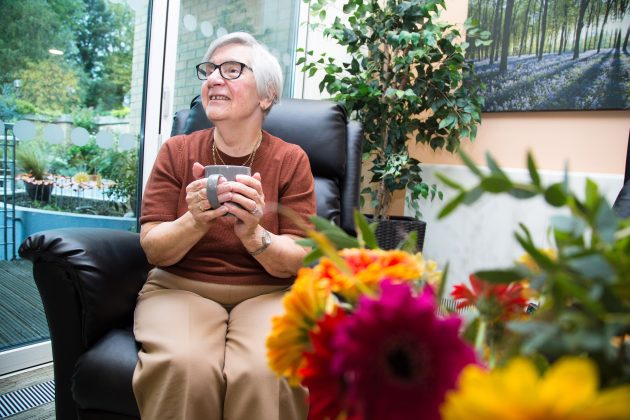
467;0;630;112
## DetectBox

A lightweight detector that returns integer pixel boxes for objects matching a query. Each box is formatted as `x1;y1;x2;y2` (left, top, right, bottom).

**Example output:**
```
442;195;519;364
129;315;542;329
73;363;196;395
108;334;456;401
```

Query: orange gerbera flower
266;267;334;385
316;248;429;301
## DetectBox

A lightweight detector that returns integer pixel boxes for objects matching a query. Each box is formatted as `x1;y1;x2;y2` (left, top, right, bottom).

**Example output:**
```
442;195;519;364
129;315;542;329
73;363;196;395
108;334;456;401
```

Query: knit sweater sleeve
276;145;316;237
139;136;185;224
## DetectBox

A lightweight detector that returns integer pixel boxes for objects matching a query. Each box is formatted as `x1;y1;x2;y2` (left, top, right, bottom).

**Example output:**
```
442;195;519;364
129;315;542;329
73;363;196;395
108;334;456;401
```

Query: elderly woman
133;32;313;419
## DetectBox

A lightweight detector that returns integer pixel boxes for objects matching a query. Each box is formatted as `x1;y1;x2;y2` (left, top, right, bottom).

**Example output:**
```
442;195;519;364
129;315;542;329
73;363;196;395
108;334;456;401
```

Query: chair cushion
72;329;140;418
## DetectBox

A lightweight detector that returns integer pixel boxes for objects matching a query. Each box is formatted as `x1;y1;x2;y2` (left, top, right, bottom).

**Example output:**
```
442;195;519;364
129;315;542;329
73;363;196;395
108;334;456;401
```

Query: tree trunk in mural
597;0;614;53
573;0;590;59
499;0;515;72
537;0;549;60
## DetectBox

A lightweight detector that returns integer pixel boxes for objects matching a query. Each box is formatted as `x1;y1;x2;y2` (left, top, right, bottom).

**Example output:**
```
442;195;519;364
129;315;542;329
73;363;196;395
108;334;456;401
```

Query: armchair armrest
19;228;151;348
19;228;150;420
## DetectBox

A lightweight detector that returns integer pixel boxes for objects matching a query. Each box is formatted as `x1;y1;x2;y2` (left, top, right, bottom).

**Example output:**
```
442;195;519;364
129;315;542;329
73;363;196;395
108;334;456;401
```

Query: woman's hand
186;162;230;226
225;172;265;239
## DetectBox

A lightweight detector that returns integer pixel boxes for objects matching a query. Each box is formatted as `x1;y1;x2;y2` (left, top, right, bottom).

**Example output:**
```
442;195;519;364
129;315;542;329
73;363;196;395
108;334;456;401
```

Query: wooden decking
0;260;48;351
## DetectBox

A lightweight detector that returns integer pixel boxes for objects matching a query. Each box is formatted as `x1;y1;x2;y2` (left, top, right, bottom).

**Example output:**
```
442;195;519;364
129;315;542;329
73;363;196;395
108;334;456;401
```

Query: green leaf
544;183;568;207
550;215;586;237
474;269;526;284
399;230;419;253
463;186;483;205
354;211;378;249
481;176;513;193
435;172;464;191
527;152;541;188
303;248;323;265
567;254;615;283
438;191;466;219
485;152;508;179
459;151;483;177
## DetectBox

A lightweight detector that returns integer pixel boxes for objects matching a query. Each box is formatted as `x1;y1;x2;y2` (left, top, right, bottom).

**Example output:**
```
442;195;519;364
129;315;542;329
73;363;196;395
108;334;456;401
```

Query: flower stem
475;318;487;357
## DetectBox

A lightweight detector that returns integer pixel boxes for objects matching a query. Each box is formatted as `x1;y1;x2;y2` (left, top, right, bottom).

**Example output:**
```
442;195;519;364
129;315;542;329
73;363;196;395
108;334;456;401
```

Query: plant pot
25;182;53;203
365;215;427;252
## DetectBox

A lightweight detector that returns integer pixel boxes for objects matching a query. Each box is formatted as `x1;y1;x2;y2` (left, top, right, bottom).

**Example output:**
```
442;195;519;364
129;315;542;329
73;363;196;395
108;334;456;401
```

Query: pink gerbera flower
331;282;477;420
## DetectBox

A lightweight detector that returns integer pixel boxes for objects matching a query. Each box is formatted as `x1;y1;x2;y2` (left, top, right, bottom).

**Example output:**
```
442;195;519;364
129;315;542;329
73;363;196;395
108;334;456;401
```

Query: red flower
451;274;528;322
300;310;360;420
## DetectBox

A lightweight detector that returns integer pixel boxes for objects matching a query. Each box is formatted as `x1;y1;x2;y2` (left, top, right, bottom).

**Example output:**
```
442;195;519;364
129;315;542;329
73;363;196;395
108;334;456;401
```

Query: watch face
262;229;271;246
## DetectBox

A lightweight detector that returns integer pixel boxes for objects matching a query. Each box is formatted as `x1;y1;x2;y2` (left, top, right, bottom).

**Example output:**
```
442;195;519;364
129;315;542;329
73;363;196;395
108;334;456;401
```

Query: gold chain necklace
212;132;262;167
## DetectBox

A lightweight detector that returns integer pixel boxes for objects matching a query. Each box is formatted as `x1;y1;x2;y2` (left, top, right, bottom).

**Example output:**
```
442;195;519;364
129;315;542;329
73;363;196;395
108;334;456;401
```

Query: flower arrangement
266;152;630;419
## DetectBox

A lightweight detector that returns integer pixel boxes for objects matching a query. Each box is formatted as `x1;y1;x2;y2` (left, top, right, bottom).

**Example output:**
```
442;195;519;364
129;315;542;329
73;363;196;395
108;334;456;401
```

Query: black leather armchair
18;98;363;420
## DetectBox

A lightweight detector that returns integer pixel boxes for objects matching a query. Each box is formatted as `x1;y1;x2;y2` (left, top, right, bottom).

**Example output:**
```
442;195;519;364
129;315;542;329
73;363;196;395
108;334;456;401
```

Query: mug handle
206;174;222;209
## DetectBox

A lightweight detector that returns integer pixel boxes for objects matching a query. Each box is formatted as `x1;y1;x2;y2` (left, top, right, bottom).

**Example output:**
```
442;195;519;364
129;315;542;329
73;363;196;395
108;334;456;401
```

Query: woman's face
201;44;271;125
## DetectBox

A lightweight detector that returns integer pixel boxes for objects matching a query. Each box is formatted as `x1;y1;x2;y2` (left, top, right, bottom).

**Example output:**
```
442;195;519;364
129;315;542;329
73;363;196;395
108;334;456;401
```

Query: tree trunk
534;0;543;57
500;0;515;72
623;25;630;54
537;0;549;60
573;0;590;59
518;0;533;56
489;0;504;65
597;0;613;53
494;0;505;62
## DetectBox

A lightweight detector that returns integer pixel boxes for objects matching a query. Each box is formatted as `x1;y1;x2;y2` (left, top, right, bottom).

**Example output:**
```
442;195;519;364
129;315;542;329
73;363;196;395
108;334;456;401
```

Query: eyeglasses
195;61;252;80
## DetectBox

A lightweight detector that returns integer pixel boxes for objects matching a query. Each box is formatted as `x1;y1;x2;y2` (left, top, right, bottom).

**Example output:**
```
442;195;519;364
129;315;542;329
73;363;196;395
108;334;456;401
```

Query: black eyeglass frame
195;61;252;81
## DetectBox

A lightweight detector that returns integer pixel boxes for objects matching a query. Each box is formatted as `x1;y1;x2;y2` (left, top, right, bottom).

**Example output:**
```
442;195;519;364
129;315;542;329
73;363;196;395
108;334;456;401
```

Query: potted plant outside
298;0;489;249
16;140;54;203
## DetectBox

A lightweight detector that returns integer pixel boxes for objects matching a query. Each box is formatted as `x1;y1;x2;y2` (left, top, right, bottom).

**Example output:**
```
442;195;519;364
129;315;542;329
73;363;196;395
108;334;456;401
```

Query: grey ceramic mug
204;165;251;210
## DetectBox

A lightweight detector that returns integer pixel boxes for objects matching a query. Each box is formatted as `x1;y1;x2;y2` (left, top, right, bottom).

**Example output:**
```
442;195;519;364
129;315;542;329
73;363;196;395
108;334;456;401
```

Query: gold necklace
212;131;262;167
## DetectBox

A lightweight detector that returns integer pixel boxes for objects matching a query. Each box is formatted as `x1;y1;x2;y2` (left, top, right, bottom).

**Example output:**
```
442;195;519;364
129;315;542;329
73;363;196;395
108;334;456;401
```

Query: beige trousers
132;268;308;420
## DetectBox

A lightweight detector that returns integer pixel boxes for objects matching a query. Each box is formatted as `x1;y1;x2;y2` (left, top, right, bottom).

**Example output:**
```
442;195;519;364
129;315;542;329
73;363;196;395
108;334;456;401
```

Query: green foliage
72;107;98;134
14;99;38;115
0;0;133;114
110;107;130;118
300;0;489;220
16;140;50;180
0;0;83;85
65;140;103;175
17;58;84;114
75;0;134;111
438;151;630;386
97;147;138;213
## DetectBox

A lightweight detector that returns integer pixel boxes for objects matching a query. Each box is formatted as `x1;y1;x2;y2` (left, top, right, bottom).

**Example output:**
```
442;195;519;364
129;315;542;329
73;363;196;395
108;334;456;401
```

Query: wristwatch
250;229;272;256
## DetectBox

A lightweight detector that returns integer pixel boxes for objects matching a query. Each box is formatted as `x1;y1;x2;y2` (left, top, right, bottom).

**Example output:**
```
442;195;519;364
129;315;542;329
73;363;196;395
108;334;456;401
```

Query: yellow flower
517;248;557;272
266;267;333;385
72;171;90;183
441;356;630;420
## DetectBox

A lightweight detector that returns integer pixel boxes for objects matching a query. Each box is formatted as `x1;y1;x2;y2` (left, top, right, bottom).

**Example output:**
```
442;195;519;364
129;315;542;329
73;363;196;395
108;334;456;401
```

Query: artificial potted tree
298;0;489;250
16;140;54;203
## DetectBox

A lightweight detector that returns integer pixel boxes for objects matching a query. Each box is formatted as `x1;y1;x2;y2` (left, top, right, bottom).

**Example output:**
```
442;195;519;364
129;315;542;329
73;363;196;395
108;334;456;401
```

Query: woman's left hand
225;172;265;238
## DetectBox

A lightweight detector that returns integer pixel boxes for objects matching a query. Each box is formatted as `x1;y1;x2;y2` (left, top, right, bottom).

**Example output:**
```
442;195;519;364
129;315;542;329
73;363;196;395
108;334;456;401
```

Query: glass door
0;0;152;375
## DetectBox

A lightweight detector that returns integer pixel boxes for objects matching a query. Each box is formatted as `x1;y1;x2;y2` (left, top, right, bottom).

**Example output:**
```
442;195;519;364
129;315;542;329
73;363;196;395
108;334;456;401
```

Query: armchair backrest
170;96;363;234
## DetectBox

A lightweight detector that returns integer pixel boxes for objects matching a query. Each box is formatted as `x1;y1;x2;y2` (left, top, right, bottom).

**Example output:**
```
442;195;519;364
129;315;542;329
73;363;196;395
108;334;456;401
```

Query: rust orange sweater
140;128;316;285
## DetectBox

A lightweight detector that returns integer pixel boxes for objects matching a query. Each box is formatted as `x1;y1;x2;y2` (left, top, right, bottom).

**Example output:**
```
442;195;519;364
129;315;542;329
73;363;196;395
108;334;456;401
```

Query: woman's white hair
203;32;283;114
